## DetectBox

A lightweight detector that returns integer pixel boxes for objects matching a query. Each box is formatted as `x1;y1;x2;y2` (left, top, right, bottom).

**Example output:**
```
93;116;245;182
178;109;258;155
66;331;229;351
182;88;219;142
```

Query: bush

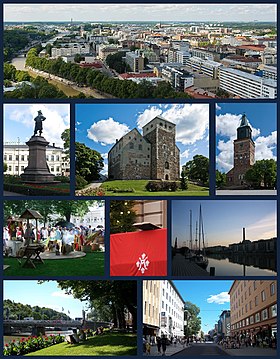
4;174;21;184
112;187;136;193
4;183;69;196
54;175;70;183
145;180;179;192
75;174;88;190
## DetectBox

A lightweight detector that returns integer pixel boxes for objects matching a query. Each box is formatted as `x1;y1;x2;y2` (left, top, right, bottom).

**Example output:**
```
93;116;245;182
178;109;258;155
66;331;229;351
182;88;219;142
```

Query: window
56;166;60;172
16;155;19;160
4;155;7;161
21;166;24;171
255;313;260;322
51;155;55;161
129;142;134;149
21;155;24;161
51;167;54;172
270;283;275;296
144;301;147;315
271;304;277;317
15;166;18;171
261;290;266;302
138;144;142;150
261;309;268;321
165;161;169;169
9;155;12;161
255;296;258;306
250;316;254;324
246;318;249;326
8;166;12;171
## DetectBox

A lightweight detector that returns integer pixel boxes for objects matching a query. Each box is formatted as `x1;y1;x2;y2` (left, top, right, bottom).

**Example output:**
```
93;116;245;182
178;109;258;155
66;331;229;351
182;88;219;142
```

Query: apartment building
229;280;277;340
134;200;167;228
219;67;277;98
51;44;90;58
125;51;145;72
143;280;184;339
186;57;222;79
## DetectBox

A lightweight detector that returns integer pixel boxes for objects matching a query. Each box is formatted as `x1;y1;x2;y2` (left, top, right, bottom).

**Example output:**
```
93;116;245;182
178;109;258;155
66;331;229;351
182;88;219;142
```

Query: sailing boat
185;210;195;259
193;204;208;269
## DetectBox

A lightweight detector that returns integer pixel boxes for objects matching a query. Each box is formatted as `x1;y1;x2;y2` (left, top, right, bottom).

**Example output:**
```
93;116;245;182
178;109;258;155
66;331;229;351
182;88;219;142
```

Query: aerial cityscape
4;3;277;99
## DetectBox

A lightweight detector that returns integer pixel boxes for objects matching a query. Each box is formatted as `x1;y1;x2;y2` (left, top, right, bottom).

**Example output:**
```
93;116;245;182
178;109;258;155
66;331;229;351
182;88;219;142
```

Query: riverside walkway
172;254;209;276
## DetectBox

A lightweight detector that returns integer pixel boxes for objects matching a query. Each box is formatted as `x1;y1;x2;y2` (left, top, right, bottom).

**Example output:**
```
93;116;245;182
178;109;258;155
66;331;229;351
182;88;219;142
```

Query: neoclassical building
226;114;255;187
108;116;180;181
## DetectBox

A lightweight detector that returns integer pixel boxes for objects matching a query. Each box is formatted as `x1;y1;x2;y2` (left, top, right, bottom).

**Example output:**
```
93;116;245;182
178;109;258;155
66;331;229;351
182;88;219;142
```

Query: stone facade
108;116;180;181
226;114;255;187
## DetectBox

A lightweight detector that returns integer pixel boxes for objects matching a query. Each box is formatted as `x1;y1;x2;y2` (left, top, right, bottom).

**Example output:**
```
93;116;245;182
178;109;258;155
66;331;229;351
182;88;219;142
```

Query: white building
143;280;184;339
4;142;69;176
186;57;222;79
51;44;90;58
71;202;105;228
219;67;277;98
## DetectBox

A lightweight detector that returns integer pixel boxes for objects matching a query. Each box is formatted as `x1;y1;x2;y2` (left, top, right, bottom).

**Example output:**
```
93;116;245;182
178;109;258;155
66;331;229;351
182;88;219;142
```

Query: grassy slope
25;333;137;356
3;252;104;276
101;180;209;196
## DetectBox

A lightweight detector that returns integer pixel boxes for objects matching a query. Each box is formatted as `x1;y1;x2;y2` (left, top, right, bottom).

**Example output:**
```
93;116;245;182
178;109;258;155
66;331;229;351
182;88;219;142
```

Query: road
174;343;229;356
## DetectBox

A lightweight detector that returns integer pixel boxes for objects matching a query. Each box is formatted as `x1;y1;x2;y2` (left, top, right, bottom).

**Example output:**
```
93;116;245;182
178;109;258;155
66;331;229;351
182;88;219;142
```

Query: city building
4;142;70;177
143;280;184;339
226;114;255;187
125;51;145;72
161;65;194;91
71;202;105;228
219;67;277;98
218;310;231;339
108;116;180;181
134;200;167;228
51;44;90;58
229;280;277;341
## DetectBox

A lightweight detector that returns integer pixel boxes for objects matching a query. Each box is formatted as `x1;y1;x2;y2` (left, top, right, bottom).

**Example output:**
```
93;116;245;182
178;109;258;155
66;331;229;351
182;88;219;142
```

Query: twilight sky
216;103;277;174
172;200;276;247
4;4;277;22
76;103;209;175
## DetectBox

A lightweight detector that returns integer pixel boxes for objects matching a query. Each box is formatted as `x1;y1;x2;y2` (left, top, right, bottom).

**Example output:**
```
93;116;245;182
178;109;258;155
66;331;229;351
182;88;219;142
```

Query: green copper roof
239;113;250;127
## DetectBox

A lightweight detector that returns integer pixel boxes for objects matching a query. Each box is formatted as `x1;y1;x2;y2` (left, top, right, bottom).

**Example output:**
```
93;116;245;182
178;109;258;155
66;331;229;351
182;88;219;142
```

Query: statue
33;110;46;136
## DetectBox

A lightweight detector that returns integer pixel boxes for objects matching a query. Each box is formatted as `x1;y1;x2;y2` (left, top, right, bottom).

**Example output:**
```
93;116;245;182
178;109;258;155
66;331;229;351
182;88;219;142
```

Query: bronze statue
33;110;46;136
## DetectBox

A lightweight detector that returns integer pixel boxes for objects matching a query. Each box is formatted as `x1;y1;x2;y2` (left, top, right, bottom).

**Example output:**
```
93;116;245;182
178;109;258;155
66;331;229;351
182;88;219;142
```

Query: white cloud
87;117;130;145
51;291;72;299
207;292;230;304
4;104;69;147
180;149;190;160
137;104;209;145
216;113;274;172
216;104;221;111
101;153;108;160
101;163;108;175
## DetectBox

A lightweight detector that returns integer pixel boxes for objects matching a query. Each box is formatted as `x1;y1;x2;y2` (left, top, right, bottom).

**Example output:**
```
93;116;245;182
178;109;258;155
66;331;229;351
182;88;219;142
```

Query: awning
143;324;160;330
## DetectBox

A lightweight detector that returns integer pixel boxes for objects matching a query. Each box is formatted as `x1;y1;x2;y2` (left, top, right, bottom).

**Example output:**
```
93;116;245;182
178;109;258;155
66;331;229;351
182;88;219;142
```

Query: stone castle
226;114;255;187
108;116;180;181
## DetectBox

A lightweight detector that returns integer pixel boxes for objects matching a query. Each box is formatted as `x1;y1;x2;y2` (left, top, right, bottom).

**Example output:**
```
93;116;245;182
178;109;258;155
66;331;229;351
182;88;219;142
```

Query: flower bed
4;335;64;356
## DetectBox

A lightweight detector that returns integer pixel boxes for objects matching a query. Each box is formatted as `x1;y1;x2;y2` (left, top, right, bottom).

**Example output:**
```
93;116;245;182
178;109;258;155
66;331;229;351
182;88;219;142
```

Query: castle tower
143;116;180;180
226;114;255;186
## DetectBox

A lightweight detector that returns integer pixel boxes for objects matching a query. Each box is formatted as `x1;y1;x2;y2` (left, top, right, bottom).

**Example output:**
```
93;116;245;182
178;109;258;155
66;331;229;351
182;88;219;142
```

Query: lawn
25;333;137;356
3;252;104;276
101;180;209;196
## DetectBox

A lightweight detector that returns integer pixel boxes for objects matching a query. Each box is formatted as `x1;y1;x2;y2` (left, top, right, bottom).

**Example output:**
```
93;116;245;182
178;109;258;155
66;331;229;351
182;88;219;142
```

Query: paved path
172;254;209;276
4;191;25;196
75;182;103;196
174;343;229;356
216;190;277;196
221;345;277;356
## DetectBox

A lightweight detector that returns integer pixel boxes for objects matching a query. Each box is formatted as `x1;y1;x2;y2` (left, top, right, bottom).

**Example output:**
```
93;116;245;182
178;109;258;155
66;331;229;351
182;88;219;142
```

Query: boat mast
195;220;198;251
198;204;202;252
189;210;192;250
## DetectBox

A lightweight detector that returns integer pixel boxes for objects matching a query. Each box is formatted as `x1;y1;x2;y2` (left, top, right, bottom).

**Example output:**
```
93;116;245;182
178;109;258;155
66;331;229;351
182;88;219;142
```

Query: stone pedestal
21;135;56;183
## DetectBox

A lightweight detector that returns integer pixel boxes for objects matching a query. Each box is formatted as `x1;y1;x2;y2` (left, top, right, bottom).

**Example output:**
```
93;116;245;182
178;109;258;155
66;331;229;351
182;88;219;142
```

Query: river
206;256;276;276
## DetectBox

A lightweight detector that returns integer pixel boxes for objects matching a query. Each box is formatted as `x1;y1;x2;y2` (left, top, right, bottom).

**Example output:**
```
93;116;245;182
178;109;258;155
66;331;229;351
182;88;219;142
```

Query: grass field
3;252;104;276
25;333;137;356
101;180;209;196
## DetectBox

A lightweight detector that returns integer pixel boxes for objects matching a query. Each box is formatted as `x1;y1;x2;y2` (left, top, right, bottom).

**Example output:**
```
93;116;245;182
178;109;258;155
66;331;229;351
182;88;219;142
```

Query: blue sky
173;280;232;334
172;200;276;247
76;103;209;175
4;104;70;148
4;281;89;319
216;103;277;173
4;4;276;22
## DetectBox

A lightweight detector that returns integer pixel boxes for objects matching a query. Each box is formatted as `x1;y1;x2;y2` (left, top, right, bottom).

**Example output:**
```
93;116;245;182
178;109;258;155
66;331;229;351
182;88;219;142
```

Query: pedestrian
161;335;167;356
156;336;161;354
146;341;151;355
143;336;147;354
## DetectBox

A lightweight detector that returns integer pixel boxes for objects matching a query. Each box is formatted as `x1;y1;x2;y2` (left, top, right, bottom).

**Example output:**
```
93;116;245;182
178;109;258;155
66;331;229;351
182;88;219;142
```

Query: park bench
16;244;45;268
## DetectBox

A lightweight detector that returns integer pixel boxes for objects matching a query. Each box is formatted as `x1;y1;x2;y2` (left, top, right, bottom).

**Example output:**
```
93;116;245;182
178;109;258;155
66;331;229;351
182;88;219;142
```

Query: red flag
110;228;167;276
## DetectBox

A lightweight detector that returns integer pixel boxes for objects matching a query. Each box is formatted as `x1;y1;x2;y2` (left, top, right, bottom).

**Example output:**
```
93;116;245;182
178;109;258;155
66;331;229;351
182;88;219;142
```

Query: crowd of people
3;222;104;256
143;335;190;356
218;334;277;349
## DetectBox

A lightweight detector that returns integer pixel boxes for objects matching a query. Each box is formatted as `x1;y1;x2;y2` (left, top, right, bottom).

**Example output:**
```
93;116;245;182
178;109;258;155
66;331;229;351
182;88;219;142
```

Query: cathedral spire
237;113;252;140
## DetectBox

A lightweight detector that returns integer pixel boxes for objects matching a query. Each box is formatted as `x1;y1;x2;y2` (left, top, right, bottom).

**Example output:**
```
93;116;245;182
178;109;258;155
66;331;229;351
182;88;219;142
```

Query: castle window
165;161;169;169
135;160;137;164
147;155;150;158
139;144;142;150
129;136;131;139
160;122;163;126
151;124;153;128
129;142;134;149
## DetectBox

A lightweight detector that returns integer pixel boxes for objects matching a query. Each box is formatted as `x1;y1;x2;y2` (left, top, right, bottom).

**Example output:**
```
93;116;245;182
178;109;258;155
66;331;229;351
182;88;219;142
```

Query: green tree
75;142;104;183
55;280;137;331
74;54;85;63
4;162;8;172
180;170;188;190
110;200;137;234
53;201;90;222
61;128;70;160
182;155;209;186
184;301;201;337
245;159;277;189
216;170;226;188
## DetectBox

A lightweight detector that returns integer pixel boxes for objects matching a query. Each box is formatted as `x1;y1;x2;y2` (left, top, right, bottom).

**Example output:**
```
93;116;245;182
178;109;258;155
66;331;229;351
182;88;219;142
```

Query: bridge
4;319;112;336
